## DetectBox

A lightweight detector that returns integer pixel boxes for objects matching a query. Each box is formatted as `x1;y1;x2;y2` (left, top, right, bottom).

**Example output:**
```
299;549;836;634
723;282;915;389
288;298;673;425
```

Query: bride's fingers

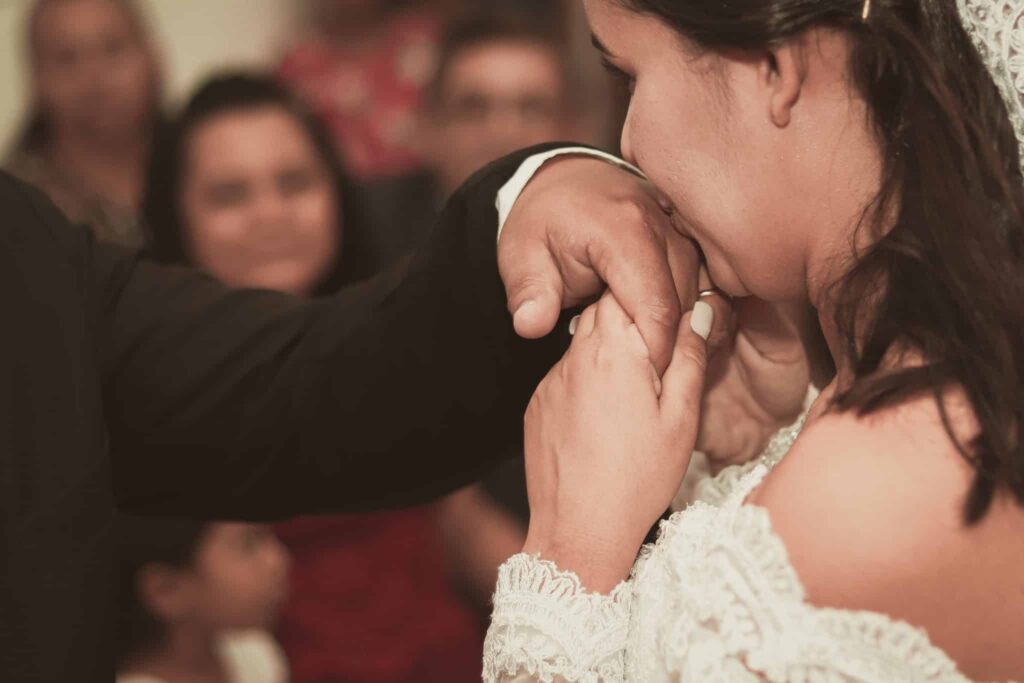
587;292;664;394
660;292;730;418
659;304;711;422
569;302;598;340
594;290;632;332
695;288;734;354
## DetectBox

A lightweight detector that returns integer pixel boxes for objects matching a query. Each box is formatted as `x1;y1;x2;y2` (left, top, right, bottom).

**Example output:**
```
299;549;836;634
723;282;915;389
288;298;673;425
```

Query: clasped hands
498;156;811;593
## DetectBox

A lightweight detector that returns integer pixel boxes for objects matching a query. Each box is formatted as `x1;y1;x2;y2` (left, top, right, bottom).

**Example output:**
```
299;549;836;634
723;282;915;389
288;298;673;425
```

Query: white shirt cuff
494;147;645;243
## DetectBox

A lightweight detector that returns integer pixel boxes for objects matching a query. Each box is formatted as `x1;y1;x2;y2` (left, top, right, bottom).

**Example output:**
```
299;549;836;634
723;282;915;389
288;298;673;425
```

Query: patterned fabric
957;0;1024;174
278;12;440;180
482;415;976;682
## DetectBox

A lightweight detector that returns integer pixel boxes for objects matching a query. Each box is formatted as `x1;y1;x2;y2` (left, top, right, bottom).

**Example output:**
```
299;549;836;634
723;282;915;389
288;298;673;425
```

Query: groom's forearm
103;146;572;520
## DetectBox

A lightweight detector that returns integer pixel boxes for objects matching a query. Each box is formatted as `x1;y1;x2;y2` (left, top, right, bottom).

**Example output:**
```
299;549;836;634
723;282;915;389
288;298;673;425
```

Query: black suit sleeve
94;145;571;520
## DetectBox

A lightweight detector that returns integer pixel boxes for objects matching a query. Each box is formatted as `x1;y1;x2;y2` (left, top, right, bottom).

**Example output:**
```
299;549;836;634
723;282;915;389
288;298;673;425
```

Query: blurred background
0;2;631;681
0;0;625;157
0;0;296;150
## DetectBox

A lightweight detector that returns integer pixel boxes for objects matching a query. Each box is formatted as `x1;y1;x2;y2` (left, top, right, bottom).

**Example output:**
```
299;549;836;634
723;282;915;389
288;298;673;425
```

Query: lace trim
483;554;631;682
486;401;975;682
692;410;807;507
633;497;971;681
957;0;1024;175
630;408;971;682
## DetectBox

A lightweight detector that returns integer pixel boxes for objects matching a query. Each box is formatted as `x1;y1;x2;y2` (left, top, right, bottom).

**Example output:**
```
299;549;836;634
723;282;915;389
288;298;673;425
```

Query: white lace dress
482;418;975;682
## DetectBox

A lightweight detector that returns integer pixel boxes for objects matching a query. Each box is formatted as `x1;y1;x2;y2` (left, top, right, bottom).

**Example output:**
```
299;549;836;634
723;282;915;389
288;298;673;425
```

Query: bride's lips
659;199;749;297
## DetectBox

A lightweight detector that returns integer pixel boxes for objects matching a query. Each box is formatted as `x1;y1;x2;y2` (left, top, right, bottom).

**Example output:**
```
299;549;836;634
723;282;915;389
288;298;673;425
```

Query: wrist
522;524;640;594
496;150;641;246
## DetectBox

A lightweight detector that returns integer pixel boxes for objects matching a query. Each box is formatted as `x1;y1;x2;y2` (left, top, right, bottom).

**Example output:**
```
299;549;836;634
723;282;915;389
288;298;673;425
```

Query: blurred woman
5;0;163;247
143;73;482;683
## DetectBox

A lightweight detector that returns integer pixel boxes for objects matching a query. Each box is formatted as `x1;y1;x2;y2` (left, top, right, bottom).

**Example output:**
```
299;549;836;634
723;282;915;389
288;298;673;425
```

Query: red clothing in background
278;12;439;180
274;508;482;683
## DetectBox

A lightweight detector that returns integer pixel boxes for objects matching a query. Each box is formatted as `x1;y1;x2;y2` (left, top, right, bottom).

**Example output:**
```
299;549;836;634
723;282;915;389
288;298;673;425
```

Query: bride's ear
762;40;808;128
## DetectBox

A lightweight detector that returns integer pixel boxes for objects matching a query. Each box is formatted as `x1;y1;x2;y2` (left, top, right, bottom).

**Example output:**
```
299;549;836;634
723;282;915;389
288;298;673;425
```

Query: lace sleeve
625;484;971;682
482;554;632;683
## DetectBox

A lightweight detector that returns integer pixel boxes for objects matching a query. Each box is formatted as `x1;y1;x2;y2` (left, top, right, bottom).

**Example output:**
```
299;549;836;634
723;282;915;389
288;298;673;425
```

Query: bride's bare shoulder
747;388;1024;679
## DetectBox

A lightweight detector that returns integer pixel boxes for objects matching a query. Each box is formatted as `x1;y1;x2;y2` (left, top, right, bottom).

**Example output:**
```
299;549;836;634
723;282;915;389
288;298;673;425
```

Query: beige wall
0;0;300;151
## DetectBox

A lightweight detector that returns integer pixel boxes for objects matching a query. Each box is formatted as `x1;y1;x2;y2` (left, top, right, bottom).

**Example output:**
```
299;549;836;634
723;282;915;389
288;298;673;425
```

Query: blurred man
365;10;578;272
423;11;577;196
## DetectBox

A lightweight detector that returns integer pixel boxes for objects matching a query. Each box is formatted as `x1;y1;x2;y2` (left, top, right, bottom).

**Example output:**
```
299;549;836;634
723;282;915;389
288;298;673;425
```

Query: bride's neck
811;266;916;398
804;193;897;392
817;305;854;390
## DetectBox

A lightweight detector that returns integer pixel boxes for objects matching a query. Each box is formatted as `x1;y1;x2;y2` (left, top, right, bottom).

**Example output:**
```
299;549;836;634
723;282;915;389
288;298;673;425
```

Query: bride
483;0;1024;680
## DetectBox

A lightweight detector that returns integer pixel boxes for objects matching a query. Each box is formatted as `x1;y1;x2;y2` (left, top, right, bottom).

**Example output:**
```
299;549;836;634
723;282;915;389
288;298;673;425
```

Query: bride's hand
521;291;725;593
499;156;702;374
696;296;813;471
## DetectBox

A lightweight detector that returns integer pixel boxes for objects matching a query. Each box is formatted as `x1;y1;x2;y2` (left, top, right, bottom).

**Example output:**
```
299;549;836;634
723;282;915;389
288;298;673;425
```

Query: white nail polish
568;315;581;336
690;301;714;341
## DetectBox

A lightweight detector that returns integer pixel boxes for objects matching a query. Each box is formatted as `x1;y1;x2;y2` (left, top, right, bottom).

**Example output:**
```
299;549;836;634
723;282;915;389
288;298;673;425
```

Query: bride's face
584;0;882;303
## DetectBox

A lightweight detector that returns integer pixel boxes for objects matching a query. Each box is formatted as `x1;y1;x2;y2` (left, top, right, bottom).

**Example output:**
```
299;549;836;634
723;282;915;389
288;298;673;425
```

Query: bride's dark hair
621;0;1024;522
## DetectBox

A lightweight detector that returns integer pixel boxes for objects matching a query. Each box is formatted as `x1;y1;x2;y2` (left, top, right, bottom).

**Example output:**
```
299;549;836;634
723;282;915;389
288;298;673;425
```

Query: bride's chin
703;260;749;299
680;231;751;299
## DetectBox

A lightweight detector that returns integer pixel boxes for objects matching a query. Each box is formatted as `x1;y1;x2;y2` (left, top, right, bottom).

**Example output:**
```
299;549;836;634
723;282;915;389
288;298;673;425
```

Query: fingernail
568;315;581;336
690;301;714;341
514;299;536;321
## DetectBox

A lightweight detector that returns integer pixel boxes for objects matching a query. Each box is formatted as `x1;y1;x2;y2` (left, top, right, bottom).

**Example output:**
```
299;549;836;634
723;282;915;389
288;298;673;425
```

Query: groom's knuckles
598;216;682;371
600;195;649;236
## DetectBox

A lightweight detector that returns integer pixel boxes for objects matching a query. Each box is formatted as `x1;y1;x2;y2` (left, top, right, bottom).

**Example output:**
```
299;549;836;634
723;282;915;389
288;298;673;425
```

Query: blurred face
430;40;573;194
182;524;290;631
584;0;881;303
181;106;340;295
32;0;158;141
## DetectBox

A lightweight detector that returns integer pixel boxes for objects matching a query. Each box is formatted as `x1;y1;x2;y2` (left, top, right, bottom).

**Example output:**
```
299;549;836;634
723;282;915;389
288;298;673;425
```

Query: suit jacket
0;145;567;682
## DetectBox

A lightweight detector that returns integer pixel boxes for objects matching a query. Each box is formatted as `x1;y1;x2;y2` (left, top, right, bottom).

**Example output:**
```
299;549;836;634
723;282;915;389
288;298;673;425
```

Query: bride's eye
600;57;636;95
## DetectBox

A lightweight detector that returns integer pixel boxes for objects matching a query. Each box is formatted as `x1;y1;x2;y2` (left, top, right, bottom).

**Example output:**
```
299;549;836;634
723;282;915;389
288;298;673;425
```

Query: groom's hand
498;156;700;375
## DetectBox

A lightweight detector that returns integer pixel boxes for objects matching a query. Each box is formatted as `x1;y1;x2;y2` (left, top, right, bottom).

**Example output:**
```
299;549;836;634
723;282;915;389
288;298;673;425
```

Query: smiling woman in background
4;0;162;247
143;73;484;683
143;74;373;294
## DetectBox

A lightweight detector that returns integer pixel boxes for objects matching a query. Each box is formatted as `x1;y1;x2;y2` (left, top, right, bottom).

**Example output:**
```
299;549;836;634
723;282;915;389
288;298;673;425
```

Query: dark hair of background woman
618;0;1024;522
142;72;378;292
